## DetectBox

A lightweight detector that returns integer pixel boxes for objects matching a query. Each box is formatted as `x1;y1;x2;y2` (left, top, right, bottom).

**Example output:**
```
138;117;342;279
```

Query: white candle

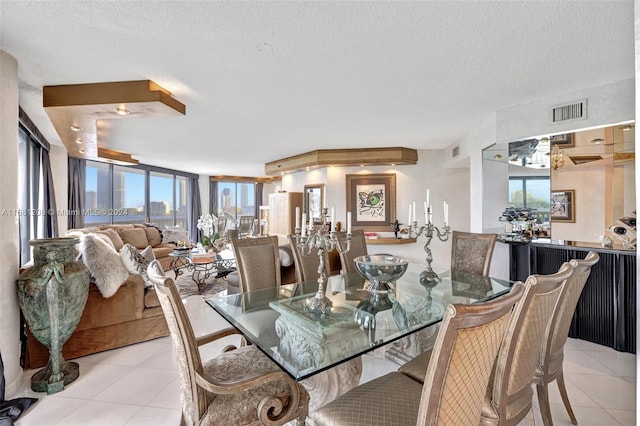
424;201;428;224
444;202;449;226
412;201;416;223
426;189;430;207
408;203;412;226
301;213;307;237
330;207;335;231
295;207;300;229
347;211;352;234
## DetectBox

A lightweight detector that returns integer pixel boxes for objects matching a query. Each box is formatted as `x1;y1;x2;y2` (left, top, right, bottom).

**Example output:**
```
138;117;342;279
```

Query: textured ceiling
0;1;634;176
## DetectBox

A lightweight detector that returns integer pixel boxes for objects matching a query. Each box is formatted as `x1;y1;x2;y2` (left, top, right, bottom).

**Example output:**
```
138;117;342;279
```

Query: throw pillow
144;225;162;246
96;228;124;251
79;233;129;298
120;244;156;287
140;245;155;263
117;228;149;249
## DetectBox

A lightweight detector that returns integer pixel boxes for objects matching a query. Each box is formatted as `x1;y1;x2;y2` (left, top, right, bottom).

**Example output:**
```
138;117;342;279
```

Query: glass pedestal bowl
353;255;409;293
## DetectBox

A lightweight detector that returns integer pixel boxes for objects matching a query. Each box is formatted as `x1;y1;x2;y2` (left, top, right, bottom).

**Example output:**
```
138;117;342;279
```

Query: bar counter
501;238;636;353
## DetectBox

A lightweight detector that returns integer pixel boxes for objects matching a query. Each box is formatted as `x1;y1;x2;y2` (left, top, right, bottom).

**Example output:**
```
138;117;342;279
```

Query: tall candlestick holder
294;208;351;315
413;216;450;284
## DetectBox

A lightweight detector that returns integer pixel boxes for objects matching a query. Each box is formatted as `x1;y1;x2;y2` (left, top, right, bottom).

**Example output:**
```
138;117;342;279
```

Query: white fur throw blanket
79;233;129;298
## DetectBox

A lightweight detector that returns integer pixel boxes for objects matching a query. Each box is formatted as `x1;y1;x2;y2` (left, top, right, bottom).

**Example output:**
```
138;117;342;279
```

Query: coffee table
168;249;236;293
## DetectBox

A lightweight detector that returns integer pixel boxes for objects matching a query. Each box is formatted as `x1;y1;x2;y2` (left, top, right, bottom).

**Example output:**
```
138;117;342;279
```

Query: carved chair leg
536;382;553;426
557;370;578;425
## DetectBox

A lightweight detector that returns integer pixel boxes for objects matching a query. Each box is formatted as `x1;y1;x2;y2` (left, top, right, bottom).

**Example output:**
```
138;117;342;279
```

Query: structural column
0;50;22;394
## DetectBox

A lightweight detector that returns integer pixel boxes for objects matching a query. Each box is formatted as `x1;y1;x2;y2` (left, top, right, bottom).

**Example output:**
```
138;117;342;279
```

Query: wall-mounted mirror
304;183;325;223
482;122;635;244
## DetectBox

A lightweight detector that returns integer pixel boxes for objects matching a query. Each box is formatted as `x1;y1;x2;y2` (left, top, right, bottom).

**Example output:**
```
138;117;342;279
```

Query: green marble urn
17;238;90;394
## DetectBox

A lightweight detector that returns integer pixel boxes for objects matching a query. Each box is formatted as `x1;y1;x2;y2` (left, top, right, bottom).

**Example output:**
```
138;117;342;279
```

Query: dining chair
238;215;255;237
450;231;497;276
310;281;526;426
146;260;309;426
287;234;330;282
398;262;574;426
231;235;281;293
335;229;367;274
534;251;599;426
479;261;573;426
216;217;227;238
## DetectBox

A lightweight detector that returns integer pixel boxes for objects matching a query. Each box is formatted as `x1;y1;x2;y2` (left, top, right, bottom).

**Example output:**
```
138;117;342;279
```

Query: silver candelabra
411;207;450;283
294;208;351;315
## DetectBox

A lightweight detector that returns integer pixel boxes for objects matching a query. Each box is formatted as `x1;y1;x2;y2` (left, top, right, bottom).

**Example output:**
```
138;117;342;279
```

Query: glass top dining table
206;263;513;381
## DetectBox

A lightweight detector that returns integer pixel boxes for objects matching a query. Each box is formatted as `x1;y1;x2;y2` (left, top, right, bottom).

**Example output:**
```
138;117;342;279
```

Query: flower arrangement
196;213;220;247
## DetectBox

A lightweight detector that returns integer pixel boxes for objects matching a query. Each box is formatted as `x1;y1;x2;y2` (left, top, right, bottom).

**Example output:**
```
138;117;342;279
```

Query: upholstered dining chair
399;262;574;426
238;215;255;237
335;229;367;274
310;281;525;426
450;231;497;276
286;234;330;282
535;251;599;426
231;236;281;293
146;260;309;426
216;217;227;238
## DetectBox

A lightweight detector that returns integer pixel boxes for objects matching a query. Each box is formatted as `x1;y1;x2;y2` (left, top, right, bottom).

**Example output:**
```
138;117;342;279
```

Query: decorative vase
16;238;89;394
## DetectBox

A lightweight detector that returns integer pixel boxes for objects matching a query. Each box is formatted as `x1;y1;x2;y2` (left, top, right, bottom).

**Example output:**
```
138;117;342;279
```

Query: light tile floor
10;295;637;425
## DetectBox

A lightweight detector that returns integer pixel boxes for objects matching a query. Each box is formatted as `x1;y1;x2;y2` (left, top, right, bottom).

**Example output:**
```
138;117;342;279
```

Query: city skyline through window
85;160;190;229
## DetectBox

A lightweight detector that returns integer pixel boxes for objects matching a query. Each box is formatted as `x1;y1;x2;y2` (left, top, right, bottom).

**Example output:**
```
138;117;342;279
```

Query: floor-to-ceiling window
84;160;192;230
213;180;257;225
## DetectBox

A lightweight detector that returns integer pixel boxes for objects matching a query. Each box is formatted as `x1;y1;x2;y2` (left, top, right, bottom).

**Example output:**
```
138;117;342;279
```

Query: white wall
0;50;21;394
273;150;471;273
198;174;209;215
495;79;634;143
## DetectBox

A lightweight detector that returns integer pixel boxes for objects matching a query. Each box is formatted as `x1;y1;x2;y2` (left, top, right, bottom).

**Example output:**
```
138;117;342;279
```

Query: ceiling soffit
43;80;185;164
265;147;418;175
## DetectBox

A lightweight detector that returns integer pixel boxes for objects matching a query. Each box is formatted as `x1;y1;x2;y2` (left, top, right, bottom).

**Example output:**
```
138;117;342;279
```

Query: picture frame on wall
550;133;574;148
303;183;325;223
551;190;575;222
346;173;396;231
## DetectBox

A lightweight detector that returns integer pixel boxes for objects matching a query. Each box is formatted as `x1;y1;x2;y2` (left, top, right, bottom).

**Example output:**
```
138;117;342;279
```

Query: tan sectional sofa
23;224;174;369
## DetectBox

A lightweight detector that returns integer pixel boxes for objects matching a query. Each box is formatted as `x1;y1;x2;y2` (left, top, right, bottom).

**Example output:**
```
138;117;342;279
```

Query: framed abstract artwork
551;190;575;222
346;173;396;231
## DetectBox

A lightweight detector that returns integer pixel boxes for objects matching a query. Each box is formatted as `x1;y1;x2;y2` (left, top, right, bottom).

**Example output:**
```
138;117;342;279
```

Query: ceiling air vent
551;99;587;123
451;145;460;159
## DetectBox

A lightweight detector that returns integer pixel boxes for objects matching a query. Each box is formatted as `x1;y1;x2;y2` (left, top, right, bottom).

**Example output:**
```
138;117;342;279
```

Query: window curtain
41;149;58;238
67;157;86;230
17;109;58;263
189;176;202;243
255;182;263;217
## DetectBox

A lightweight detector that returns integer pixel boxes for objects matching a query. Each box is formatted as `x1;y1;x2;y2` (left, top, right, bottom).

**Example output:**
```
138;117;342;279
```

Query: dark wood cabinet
504;241;636;353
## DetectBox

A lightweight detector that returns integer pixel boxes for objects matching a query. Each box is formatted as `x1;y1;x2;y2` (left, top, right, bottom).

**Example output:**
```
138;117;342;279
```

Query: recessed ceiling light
78;148;86;154
115;106;130;116
70;125;81;132
591;138;604;144
620;125;635;131
75;138;82;144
